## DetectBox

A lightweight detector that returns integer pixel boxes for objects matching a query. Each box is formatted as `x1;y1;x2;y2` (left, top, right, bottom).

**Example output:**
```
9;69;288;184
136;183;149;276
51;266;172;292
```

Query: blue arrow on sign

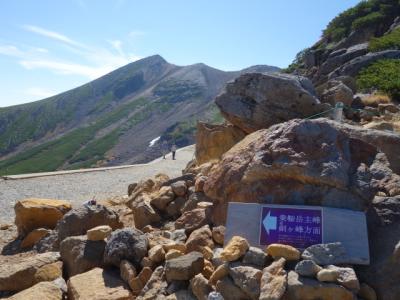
263;210;277;235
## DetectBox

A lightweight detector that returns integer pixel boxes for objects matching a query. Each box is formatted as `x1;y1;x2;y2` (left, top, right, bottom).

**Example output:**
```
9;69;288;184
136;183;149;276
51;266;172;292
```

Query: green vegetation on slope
357;59;400;101
323;0;400;42
369;27;400;52
0;98;148;175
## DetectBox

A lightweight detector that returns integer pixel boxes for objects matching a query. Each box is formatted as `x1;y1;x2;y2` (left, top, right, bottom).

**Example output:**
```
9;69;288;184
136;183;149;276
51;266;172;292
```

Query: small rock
142;225;155;233
294;259;322;277
212;226;225;245
166;249;184;260
129;267;153;295
202;259;215;279
243;246;268;267
137;266;168;299
164;242;187;253
120;260;137;284
316;269;340;282
165;252;204;282
358;283;377;300
141;257;154;269
209;263;229;286
200;246;214;260
190;273;212;300
21;228;50;248
211;247;225;267
67;268;132;299
260;257;287;300
131;197;161;230
164;229;187;243
171;181;188;197
220;236;249;262
150;186;175;211
215;277;248;300
229;265;262;300
186;225;214;253
87;225;112;241
103;228;149;267
149;245;166;264
302;242;350;265
266;244;300;261
327;265;360;291
175;208;211;233
8;281;63;300
166;197;186;217
60;235;105;276
166;290;196;300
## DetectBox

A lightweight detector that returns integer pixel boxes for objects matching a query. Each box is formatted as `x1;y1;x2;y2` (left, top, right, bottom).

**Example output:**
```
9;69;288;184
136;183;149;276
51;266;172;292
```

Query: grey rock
321;81;353;106
286;271;354;300
302;242;350;265
103;228;148;267
130;195;162;229
166;197;186;217
34;230;59;252
215;72;330;134
242;247;268;268
60;235;105;277
165;252;204;282
327;265;360;291
329;50;400;79
57;205;122;242
137;266;168;299
181;192;211;214
229;265;262;300
215;277;248;300
164;229;187;243
294;260;322;277
260;257;287;300
212;248;224;267
171;181;188;197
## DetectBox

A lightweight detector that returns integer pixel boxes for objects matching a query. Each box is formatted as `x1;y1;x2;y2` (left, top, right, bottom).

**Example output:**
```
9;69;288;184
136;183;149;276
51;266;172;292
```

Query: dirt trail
0;145;195;223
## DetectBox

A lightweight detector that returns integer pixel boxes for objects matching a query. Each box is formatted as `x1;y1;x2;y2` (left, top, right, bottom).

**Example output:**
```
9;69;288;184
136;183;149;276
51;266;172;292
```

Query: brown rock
163;242;187;253
137;266;168;299
130;267;153;295
171;181;188;197
358;283;377;300
185;225;214;253
0;252;61;291
266;244;300;261
195;176;208;193
260;257;287;300
148;244;166;264
190;273;212;300
67;268;132;299
195;122;246;165
202;259;215;279
150;186;175;211
229;265;262;300
8;281;63;300
212;226;225;245
166;249;184;260
204;119;382;225
120;260;137;285
209;263;229;286
21;228;51;248
175;208;211;233
220;236;249;262
14;198;71;236
130;195;161;230
326;265;360;291
87;225;112;241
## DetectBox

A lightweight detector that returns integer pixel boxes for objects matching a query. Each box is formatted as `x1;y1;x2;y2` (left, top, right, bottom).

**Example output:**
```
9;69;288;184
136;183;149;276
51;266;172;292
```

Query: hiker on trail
171;143;177;160
161;140;168;159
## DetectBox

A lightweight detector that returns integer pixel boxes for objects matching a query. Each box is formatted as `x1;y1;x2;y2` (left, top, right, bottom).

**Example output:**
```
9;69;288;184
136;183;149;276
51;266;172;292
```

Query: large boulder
204;118;383;224
60;235;106;277
0;252;61;291
57;205;122;242
195;122;246;165
356;195;400;299
67;268;132;300
215;72;330;134
129;194;161;229
14;198;71;236
103;228;149;267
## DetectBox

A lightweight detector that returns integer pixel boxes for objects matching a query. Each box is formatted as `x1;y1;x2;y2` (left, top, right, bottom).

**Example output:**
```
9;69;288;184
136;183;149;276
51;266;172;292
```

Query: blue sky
0;0;360;107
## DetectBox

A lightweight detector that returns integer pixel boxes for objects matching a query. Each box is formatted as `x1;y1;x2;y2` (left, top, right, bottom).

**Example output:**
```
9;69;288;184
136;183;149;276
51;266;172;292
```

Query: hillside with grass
0;55;278;175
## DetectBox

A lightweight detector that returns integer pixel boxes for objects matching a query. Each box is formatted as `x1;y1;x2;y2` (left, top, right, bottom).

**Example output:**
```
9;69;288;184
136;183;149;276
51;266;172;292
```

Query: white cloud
23;25;86;49
25;87;56;99
0;45;25;57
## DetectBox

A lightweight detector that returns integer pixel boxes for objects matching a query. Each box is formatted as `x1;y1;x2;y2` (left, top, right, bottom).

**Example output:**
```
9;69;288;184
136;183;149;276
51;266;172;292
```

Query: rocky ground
0;146;194;224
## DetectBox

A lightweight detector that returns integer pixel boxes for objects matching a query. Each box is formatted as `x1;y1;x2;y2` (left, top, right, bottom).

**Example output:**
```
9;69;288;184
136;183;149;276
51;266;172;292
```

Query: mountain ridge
0;55;279;175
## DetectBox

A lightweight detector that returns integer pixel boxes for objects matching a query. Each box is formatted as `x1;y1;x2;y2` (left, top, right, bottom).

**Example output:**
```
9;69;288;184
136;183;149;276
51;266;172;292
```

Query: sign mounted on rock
225;203;370;265
259;206;322;249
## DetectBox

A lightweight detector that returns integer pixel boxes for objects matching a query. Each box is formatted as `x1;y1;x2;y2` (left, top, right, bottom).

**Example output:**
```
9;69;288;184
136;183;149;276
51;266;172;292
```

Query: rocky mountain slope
0;56;279;175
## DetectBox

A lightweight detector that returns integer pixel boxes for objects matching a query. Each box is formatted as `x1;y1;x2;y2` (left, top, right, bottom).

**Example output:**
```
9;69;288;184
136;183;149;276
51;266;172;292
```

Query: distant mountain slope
0;55;279;175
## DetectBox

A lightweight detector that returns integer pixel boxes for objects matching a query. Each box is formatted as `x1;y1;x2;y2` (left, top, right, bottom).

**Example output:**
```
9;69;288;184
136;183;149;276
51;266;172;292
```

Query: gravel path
0;145;195;223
